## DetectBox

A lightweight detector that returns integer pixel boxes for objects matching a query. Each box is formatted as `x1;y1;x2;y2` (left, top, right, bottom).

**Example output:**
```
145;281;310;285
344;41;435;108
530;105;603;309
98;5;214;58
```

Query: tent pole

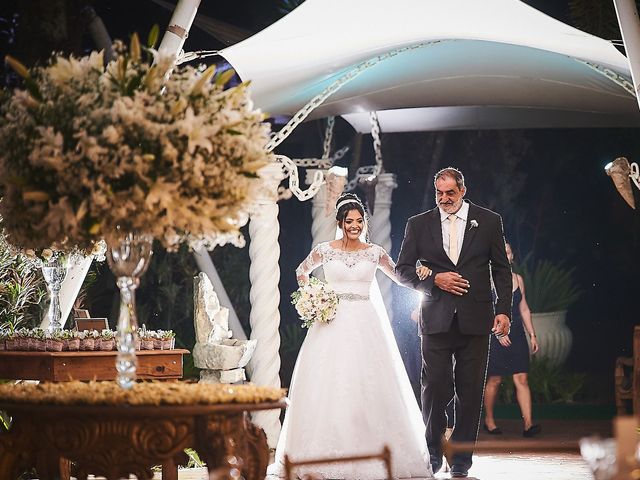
614;0;640;107
158;0;201;58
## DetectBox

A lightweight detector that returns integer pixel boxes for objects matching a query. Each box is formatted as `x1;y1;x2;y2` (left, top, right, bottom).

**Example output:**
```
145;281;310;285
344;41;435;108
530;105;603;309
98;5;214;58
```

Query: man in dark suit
396;167;512;478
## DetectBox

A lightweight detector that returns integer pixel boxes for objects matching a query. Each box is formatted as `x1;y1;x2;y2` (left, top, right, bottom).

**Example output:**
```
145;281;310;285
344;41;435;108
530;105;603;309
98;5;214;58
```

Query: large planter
531;310;572;366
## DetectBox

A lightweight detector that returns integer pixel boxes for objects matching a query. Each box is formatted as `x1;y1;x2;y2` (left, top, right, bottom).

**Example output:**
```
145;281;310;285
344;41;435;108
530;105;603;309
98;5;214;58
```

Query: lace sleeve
295;243;324;286
377;246;401;284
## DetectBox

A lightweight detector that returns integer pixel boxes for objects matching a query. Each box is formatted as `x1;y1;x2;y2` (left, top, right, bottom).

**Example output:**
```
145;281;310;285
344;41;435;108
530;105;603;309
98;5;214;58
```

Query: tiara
335;199;361;212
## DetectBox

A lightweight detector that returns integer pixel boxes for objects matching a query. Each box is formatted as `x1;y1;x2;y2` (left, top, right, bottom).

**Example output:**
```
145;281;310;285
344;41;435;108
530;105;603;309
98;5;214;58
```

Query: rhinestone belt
337;293;370;301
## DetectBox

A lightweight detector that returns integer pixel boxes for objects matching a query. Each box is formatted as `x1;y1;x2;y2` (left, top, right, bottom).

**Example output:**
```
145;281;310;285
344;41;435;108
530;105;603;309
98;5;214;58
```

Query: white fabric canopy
220;0;640;131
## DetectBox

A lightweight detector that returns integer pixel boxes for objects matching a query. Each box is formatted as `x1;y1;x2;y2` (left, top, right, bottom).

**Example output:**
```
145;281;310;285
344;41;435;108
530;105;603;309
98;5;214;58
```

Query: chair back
283;445;392;480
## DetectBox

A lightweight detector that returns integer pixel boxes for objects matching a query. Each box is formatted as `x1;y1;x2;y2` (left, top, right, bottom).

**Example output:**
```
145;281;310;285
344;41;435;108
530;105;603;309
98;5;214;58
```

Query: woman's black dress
487;287;530;376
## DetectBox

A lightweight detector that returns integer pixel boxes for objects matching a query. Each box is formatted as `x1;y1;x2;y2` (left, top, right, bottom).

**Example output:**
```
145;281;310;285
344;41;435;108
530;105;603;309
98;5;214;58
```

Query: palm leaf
519;259;582;312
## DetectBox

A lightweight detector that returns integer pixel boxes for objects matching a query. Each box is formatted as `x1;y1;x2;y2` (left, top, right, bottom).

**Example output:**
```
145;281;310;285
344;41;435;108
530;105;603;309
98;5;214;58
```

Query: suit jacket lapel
457;201;479;265
427;209;442;247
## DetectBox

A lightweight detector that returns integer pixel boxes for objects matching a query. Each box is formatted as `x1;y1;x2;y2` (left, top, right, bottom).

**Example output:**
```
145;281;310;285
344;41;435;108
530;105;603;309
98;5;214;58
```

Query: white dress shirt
439;200;469;264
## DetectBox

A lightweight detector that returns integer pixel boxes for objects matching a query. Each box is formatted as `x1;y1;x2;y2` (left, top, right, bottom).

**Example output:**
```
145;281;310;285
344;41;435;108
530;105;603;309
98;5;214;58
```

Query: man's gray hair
434;167;465;190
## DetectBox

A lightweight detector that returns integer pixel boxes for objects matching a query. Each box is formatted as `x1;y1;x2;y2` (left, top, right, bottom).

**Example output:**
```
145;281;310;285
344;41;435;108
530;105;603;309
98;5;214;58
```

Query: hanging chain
266;40;442;153
369;111;383;177
322;116;335;159
277;154;324;201
574;59;636;97
270;40;443;201
293;145;350;168
631;161;640;190
345;165;377;192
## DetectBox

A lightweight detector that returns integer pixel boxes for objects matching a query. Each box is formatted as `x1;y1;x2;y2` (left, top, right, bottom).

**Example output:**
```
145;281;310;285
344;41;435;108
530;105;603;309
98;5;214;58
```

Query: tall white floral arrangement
0;33;275;253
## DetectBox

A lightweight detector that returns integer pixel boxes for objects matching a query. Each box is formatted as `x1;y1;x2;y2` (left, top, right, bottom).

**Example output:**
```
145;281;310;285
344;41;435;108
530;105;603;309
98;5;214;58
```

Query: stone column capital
374;172;398;207
256;162;286;205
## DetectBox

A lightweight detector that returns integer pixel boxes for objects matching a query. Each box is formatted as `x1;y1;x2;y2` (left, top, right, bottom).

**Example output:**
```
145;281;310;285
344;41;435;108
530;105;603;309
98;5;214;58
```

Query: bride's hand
416;265;431;281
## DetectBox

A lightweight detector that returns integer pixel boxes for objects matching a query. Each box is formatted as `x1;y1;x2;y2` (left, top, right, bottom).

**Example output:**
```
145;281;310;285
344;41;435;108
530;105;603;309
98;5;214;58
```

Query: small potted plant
31;328;46;351
100;329;115;351
25;328;36;351
5;330;18;351
160;330;176;350
65;330;80;351
153;330;165;350
140;329;155;350
16;327;29;351
90;329;101;351
45;330;64;352
78;330;94;351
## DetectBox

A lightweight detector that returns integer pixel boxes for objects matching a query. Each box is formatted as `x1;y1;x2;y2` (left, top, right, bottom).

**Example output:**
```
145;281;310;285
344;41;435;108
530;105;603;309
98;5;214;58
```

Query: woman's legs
483;375;502;429
513;372;533;429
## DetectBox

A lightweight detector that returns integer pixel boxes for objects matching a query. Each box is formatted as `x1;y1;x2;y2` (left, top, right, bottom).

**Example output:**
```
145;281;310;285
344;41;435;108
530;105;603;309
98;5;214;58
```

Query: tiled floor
275;419;611;479
437;418;611;479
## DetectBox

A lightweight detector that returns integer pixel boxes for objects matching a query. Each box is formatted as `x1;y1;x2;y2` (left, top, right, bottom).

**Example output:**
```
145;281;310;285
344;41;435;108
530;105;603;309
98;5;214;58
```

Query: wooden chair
634;325;640;415
283;445;392;480
615;325;640;415
615;356;634;415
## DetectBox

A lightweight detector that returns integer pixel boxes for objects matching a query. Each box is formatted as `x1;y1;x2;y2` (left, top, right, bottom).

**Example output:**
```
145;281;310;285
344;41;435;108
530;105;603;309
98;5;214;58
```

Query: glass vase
41;258;68;333
107;233;153;390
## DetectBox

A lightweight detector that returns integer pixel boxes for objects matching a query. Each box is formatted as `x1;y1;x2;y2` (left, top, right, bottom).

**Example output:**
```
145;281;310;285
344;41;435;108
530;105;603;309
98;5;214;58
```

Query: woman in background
484;243;541;437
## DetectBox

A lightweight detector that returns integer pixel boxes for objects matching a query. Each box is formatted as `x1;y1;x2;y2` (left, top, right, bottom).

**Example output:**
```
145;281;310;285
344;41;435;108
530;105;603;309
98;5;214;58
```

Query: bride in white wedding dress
267;194;433;480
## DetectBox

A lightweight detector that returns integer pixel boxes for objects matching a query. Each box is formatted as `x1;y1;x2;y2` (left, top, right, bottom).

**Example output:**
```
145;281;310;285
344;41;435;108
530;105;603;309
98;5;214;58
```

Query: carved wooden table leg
0;418;38;479
161;457;179;480
242;413;269;480
59;458;72;480
195;412;270;480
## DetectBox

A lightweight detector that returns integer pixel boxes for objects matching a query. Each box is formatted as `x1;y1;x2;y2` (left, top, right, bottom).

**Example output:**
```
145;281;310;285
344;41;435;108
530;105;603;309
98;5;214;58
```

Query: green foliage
0;409;10;430
517;259;582;313
496;375;515;404
184;448;205;468
0;224;45;332
135;243;200;351
527;358;587;404
496;358;587;405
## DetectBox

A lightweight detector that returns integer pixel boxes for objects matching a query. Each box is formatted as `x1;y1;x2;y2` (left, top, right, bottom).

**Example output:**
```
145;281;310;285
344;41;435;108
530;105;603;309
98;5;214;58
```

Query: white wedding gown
267;242;433;480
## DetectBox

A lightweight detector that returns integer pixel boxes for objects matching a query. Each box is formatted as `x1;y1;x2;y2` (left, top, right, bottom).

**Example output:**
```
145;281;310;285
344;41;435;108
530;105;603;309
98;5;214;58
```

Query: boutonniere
469;219;479;229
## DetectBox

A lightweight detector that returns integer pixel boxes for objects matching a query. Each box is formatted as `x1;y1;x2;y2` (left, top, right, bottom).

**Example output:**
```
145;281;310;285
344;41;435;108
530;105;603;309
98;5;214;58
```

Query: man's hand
498;335;511;347
492;314;510;337
434;272;470;296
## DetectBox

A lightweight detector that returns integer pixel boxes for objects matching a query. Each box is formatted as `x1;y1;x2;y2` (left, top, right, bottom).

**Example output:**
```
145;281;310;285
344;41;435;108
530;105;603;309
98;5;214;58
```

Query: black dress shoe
523;424;542;437
483;423;503;435
451;465;469;478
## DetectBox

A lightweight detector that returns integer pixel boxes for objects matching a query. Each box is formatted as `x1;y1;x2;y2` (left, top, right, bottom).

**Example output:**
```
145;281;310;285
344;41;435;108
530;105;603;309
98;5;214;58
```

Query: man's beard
438;198;463;214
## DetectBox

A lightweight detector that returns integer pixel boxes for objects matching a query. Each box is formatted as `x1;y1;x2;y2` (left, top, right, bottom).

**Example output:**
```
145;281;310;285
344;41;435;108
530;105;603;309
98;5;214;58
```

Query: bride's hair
335;193;368;241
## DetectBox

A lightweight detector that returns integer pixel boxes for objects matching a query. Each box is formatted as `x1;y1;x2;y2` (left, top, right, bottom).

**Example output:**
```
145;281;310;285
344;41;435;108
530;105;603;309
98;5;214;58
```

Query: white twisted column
307;169;337;247
306;169;337;280
247;162;285;448
369;173;398;318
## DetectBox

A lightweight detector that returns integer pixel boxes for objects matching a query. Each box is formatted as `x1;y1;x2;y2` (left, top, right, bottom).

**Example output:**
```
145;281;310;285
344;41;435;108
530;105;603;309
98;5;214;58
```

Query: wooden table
0;349;189;381
0;400;286;480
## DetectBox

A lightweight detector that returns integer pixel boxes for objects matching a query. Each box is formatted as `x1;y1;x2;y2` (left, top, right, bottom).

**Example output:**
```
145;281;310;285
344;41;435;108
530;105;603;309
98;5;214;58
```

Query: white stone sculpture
193;273;256;384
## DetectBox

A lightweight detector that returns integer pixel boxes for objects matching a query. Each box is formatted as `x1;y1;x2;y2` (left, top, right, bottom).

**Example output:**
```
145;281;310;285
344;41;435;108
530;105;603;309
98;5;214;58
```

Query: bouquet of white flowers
291;277;339;328
0;32;274;253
